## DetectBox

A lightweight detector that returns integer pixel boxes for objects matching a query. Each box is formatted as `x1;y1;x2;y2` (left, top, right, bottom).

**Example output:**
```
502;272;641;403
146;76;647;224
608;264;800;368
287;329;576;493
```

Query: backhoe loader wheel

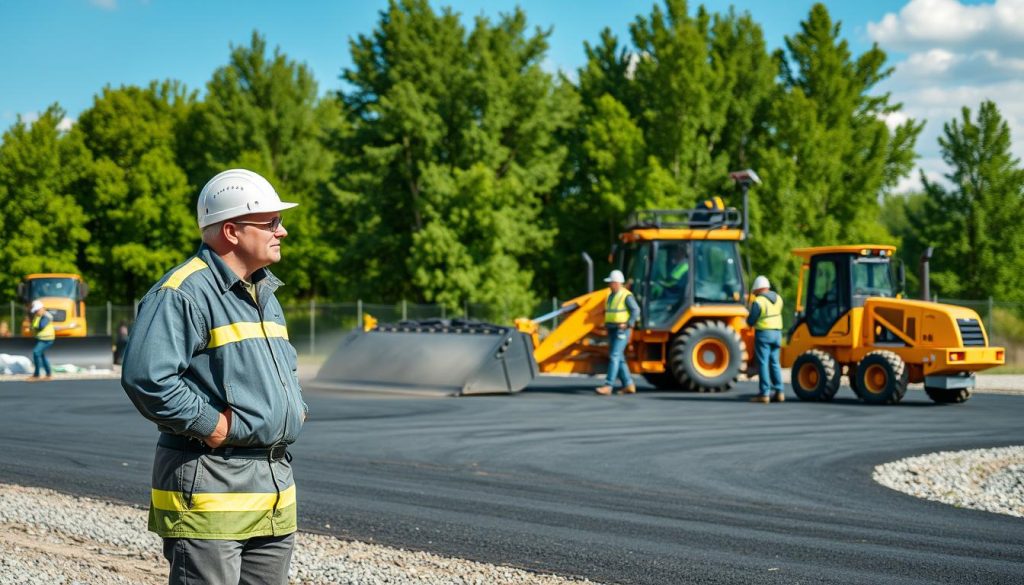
790;350;841;402
924;387;972;404
670;321;746;392
853;351;908;405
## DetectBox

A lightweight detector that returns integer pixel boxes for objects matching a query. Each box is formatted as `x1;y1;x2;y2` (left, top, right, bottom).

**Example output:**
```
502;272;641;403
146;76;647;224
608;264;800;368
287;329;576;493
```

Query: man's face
227;211;288;268
609;281;622;292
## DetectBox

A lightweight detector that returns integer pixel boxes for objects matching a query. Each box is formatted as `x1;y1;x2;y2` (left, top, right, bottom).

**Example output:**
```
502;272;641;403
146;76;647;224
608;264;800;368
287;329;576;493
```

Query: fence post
464;300;470;319
9;300;14;332
440;304;446;319
133;298;139;319
106;300;112;336
310;298;316;356
552;296;559;329
402;299;407;321
356;299;363;330
988;296;995;338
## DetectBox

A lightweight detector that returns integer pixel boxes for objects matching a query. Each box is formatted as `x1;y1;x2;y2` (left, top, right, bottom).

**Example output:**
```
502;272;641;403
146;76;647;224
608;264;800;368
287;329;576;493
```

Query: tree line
1;0;1021;320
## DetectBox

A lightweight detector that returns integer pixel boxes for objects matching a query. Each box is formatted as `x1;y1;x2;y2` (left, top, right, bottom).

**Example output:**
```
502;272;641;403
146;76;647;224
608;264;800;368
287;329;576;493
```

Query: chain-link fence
9;295;1021;369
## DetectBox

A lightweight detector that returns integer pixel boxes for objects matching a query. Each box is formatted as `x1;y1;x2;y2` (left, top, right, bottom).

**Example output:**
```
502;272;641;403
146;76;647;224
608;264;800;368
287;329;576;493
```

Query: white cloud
56;117;75;132
90;0;117;10
17;111;76;132
869;0;1024;51
869;1;1024;189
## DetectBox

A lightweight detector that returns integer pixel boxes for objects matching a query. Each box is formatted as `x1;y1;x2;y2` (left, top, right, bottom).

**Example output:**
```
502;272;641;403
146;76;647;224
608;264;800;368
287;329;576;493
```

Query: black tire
790;350;841;402
669;320;747;392
643;372;679;390
925;387;972;404
853;351;908;405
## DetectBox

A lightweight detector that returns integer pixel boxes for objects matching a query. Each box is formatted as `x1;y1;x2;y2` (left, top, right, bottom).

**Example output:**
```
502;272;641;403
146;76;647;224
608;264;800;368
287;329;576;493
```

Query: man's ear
222;222;241;246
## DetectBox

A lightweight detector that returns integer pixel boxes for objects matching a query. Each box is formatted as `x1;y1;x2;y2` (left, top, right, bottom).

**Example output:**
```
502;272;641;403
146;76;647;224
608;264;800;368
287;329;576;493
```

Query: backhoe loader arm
516;289;608;366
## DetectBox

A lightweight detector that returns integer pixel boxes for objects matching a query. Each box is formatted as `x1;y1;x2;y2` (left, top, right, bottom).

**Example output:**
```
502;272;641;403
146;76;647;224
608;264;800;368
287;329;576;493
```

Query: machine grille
957;318;986;347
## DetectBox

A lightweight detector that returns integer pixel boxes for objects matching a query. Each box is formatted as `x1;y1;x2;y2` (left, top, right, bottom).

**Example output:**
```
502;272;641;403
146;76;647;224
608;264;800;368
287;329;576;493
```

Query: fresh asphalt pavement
1;376;1022;584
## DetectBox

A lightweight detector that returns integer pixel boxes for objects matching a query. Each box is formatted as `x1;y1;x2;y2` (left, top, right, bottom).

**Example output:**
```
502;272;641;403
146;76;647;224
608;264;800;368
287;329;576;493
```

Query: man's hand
619;323;628;330
205;409;232;448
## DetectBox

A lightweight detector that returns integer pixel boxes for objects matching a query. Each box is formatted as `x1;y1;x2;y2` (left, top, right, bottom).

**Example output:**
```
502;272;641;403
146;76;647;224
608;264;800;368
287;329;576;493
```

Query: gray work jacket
121;244;307;447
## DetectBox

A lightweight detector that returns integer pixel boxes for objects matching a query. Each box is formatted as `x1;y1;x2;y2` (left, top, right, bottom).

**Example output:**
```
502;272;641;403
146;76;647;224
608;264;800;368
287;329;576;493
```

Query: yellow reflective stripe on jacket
32;314;55;341
162;257;208;290
605;289;633;324
151;484;296;513
208;321;289;349
754;294;784;330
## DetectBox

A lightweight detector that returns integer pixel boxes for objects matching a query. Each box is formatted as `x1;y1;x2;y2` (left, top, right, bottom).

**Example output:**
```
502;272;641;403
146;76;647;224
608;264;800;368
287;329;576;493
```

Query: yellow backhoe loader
315;171;761;395
782;245;1004;404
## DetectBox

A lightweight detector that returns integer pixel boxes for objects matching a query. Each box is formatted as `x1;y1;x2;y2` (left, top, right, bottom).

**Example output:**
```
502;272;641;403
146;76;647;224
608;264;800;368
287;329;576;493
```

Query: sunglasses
232;217;283;232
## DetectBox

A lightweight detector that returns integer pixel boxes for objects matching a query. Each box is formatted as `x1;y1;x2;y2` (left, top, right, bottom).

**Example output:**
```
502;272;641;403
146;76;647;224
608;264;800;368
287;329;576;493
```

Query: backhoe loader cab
783;245;1005;404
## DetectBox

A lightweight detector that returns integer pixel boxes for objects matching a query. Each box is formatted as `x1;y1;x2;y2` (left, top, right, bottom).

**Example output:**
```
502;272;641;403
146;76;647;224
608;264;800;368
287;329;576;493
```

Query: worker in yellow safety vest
596;270;641;396
746;275;784;403
29;300;55;381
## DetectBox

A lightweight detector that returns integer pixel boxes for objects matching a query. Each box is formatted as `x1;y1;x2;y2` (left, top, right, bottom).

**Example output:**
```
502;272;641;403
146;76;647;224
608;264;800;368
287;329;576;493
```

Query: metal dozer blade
313;319;538;396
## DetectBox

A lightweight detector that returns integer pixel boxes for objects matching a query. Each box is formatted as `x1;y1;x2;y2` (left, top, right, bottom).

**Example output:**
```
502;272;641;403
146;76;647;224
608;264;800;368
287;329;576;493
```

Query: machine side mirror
608;244;618;265
16;283;26;302
79;281;89;300
897;260;906;296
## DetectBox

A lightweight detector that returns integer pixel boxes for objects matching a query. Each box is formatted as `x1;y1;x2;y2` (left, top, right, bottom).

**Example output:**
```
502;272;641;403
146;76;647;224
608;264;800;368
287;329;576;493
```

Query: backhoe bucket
0;335;113;371
313;320;538;396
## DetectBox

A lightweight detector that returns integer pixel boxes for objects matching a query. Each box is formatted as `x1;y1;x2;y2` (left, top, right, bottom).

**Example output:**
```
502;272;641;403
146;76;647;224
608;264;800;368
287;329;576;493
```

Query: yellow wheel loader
781;245;1005;404
315;171;762;395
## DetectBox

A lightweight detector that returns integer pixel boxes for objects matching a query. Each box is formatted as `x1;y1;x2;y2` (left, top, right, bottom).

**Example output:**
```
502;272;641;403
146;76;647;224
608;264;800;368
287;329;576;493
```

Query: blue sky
2;0;1022;190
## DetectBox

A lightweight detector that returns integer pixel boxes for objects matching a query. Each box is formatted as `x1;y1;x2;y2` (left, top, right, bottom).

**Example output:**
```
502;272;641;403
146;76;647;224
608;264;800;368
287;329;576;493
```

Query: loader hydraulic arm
515;289;608;366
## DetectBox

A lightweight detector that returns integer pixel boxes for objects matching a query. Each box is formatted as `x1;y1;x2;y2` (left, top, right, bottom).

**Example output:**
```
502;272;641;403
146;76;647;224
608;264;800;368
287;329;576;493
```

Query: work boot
750;395;770;404
595;385;613;396
620;384;637;395
772;392;785;403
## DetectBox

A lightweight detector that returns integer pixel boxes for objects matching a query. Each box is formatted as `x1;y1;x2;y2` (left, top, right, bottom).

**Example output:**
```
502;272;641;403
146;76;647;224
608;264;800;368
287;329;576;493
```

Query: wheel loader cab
620;239;745;330
795;250;897;340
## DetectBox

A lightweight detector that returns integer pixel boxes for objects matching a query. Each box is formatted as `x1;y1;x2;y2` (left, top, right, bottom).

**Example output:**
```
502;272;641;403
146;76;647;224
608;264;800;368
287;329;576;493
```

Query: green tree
0;105;91;299
184;32;341;300
75;82;197;303
550;0;775;298
331;0;577;318
916;101;1024;300
747;2;921;295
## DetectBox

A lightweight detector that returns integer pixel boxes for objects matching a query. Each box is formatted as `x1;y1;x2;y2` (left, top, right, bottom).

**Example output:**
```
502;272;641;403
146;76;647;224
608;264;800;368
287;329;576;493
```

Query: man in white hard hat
29;300;55;381
122;169;308;585
746;275;784;403
596;269;641;396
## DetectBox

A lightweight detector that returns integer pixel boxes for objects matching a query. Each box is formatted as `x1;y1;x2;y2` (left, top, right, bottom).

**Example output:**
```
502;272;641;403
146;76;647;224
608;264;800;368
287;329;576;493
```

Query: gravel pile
0;483;596;585
873;446;1024;518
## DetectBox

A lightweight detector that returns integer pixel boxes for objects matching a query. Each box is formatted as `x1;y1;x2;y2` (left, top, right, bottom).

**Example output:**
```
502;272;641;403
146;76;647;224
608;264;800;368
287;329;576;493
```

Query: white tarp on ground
0;353;32;375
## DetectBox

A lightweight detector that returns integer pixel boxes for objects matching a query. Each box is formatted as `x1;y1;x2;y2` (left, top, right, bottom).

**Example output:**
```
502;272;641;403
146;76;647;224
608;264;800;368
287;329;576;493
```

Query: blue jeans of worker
605;326;634;388
754;329;783;396
32;340;53;377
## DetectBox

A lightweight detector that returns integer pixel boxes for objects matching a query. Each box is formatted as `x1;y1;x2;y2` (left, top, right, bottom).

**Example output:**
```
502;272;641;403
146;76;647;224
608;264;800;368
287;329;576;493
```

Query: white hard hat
30;300;43;313
196;169;298;229
604;269;625;284
752;275;771;291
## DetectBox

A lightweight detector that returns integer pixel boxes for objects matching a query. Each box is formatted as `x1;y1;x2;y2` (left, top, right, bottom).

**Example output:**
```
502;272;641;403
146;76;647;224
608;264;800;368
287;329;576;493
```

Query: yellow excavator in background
316;170;762;395
782;245;1004;404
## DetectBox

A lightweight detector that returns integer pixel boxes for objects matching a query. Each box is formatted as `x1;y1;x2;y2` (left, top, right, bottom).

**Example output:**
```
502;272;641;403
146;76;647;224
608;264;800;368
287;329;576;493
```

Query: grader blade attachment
0;336;114;371
313;320;538;396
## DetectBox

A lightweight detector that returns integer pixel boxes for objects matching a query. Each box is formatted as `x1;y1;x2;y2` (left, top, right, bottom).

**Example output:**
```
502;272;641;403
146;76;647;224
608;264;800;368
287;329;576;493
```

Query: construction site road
1;377;1022;585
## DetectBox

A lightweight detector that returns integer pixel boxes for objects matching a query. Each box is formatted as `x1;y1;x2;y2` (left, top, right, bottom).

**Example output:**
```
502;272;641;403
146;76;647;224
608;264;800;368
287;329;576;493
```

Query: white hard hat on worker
751;275;771;292
196;169;298;229
30;300;44;314
604;270;625;284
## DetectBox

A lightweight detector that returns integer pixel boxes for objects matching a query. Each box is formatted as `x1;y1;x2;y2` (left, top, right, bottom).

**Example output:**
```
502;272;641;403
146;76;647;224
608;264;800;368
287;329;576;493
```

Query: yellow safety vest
605;289;634;325
753;294;784;330
32;313;55;341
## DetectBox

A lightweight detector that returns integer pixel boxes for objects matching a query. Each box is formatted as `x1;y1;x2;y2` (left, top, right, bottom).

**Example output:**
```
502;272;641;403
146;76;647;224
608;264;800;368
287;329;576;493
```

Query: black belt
158;434;290;462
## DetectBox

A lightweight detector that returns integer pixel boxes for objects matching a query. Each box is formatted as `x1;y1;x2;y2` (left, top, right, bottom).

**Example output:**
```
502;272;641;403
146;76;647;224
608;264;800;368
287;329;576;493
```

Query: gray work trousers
163;533;294;585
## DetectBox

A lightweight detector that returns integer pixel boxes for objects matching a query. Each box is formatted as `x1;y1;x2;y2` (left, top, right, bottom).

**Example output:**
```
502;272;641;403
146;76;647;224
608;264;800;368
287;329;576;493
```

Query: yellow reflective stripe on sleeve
151;484;296;513
162;257;209;290
208;321;290;349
